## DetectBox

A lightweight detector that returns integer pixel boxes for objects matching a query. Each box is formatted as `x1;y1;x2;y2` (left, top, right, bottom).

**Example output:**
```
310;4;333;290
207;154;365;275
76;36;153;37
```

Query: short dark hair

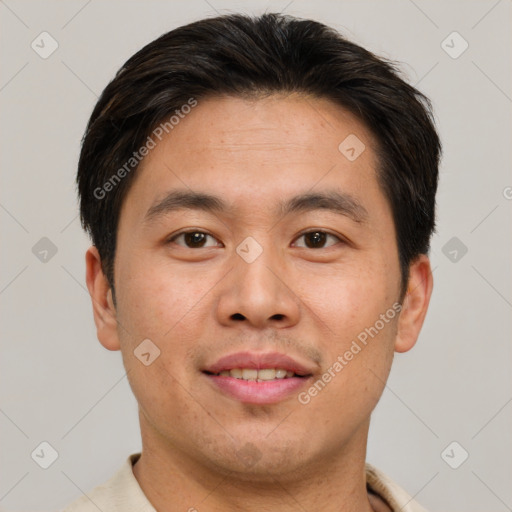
77;12;441;301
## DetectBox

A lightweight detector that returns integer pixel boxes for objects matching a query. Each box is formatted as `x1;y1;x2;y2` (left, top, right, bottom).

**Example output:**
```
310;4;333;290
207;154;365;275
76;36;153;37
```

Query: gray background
1;1;511;511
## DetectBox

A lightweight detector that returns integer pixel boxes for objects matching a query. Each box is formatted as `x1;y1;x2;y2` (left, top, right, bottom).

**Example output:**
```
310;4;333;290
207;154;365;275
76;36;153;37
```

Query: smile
212;368;298;381
202;351;315;404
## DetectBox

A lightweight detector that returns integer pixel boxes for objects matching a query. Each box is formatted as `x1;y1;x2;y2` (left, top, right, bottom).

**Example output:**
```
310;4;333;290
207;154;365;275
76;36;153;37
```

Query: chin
214;447;308;482
196;428;328;482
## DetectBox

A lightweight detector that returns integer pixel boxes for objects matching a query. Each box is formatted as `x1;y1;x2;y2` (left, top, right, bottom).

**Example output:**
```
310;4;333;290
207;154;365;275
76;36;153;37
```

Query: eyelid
166;229;222;247
165;228;347;248
292;229;346;248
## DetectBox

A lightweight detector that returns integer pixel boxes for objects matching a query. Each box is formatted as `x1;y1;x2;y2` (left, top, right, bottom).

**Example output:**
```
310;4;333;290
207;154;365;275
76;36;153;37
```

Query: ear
85;246;121;351
394;254;433;353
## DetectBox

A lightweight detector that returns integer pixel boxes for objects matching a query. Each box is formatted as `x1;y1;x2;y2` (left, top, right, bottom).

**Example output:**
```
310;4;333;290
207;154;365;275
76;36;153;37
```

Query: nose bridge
216;234;300;328
238;236;281;295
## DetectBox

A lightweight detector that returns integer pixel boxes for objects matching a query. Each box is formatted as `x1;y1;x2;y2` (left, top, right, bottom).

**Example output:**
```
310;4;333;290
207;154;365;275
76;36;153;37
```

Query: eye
167;230;221;249
293;230;343;249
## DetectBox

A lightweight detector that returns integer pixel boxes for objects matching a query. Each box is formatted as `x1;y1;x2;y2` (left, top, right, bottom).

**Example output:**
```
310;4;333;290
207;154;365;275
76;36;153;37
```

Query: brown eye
305;231;326;248
184;232;207;248
169;231;220;248
294;231;342;249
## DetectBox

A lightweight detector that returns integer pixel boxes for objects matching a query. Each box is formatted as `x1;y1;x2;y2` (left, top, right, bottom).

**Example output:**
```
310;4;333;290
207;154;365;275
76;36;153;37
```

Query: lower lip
204;374;309;405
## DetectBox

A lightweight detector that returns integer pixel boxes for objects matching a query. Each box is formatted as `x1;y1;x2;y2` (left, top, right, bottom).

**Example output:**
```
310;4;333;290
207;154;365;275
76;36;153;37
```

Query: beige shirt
62;453;428;512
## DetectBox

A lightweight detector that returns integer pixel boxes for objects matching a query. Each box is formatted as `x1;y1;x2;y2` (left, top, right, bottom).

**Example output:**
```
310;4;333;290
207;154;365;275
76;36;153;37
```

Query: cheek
116;254;211;343
294;258;396;340
115;261;207;420
293;261;397;409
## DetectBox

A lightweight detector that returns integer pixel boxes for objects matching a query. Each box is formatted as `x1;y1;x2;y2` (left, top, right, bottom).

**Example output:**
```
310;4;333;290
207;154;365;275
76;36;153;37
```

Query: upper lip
203;351;315;377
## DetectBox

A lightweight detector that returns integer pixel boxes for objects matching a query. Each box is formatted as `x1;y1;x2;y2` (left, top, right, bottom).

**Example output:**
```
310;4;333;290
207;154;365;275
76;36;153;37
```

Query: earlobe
85;246;121;351
394;254;433;353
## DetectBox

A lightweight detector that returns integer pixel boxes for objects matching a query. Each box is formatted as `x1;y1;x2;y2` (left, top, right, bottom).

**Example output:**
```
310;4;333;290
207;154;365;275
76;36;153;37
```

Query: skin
86;93;433;512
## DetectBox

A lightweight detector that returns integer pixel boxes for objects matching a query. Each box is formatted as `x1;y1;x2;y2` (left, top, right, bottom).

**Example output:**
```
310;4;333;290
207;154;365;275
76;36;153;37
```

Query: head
79;13;440;480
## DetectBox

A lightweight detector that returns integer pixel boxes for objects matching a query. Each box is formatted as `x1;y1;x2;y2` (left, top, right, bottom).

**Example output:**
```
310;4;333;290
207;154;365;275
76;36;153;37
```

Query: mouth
206;368;301;381
202;352;314;405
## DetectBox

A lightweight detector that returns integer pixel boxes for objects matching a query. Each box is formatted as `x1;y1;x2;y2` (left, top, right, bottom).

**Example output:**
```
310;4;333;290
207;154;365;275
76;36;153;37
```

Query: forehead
120;93;385;223
152;93;374;162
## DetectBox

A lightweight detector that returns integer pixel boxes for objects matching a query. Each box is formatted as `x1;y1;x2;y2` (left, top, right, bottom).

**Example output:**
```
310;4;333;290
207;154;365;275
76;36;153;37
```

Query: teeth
216;368;297;380
241;369;258;381
230;368;243;379
257;369;276;381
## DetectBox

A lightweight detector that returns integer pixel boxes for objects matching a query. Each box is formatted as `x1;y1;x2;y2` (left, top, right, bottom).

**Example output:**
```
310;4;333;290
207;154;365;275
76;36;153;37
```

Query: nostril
229;313;285;322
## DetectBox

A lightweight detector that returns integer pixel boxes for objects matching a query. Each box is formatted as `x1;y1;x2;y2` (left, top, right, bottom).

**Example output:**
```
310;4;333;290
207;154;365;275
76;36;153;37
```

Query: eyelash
166;229;345;249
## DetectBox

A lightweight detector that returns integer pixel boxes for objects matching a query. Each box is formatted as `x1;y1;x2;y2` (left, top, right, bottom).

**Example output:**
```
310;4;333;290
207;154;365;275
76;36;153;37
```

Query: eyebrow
280;190;368;223
144;190;227;223
143;189;368;224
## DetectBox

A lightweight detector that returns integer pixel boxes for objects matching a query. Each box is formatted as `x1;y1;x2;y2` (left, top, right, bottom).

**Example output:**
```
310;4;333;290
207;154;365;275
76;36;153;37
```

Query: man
66;12;440;512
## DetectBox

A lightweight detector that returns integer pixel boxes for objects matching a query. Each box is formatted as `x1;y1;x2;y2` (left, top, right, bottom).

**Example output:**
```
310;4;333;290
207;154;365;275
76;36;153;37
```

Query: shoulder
365;463;429;512
61;453;154;512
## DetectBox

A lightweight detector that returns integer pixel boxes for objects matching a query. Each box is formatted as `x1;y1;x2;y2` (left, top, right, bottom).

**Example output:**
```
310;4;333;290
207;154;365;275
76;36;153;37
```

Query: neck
133;413;375;512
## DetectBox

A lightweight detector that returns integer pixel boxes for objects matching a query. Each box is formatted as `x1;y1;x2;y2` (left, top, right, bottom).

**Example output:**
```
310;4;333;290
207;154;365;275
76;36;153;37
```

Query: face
87;93;432;480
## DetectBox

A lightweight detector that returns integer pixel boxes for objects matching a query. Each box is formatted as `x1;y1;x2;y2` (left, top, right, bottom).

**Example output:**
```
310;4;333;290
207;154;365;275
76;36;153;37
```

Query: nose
215;241;301;330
